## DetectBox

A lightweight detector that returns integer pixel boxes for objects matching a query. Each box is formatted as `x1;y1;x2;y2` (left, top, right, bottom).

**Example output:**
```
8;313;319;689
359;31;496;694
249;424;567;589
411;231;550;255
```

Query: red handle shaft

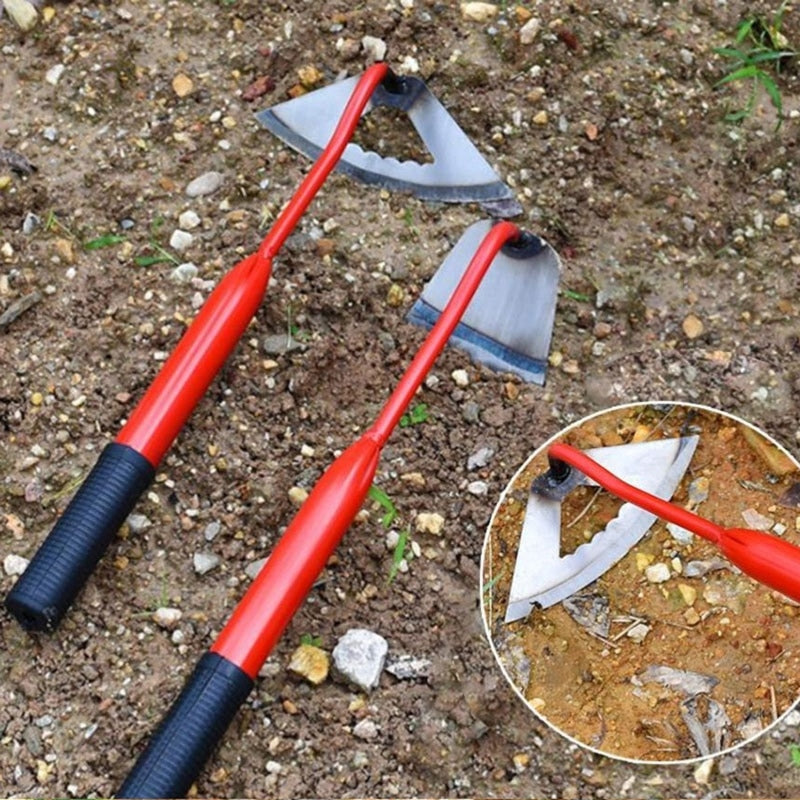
549;442;800;602
212;221;522;676
117;62;390;466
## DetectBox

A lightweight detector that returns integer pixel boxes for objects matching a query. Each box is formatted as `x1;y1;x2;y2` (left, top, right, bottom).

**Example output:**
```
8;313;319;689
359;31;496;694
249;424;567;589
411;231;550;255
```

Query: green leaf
84;234;126;250
388;529;409;584
790;744;800;767
368;485;397;528
749;49;796;63
134;254;173;267
564;288;591;302
757;72;783;118
716;64;760;85
399;403;429;428
300;633;322;647
713;46;748;60
735;18;755;44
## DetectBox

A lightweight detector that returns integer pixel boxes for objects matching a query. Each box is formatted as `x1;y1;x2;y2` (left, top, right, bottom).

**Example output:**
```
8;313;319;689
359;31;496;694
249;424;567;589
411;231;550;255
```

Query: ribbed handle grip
5;442;154;631
117;653;254;798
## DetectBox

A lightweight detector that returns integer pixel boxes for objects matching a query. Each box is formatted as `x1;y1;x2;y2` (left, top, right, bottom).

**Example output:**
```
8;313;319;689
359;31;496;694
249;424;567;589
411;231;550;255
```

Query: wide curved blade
505;436;699;622
256;74;517;206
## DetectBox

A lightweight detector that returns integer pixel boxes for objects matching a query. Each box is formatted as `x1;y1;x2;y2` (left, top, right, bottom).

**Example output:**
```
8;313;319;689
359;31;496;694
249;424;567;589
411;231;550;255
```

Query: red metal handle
549;442;800;603
117;62;390;466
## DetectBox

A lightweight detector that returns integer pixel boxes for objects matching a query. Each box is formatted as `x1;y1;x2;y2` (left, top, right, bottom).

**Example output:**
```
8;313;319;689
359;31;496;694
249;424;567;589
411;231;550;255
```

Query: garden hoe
256;68;521;215
506;439;800;624
4;62;519;633
116;220;560;798
505;436;699;622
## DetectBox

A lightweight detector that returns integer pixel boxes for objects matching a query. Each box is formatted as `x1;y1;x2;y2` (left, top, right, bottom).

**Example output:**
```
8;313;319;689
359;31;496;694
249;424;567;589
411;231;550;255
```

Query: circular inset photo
481;402;800;763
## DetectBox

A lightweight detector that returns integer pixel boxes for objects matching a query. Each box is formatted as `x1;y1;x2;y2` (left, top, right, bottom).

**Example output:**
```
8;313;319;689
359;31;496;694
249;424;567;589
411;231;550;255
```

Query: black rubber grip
5;442;155;632
117;653;254;798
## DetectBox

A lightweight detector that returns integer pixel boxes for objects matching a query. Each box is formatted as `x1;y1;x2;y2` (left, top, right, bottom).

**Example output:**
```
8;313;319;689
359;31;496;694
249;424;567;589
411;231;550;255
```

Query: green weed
300;633;322;647
368;485;397;528
715;2;797;127
84;233;126;251
399;402;429;428
388;529;413;584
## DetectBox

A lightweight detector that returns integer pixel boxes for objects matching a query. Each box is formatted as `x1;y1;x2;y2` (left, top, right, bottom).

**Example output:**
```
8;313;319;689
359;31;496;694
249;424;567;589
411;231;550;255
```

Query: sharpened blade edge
255;111;516;204
407;298;547;385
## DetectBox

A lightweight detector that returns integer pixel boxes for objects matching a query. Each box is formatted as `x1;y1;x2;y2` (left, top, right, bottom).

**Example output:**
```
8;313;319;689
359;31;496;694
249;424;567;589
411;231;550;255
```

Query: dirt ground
1;1;799;798
483;403;800;763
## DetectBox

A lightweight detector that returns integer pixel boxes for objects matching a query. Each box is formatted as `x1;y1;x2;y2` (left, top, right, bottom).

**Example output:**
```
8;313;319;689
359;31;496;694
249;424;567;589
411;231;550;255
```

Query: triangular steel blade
406;220;560;385
505;436;699;623
256;73;518;207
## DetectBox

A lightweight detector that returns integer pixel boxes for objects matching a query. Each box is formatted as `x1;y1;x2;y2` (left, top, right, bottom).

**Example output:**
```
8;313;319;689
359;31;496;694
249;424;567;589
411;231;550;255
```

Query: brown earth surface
483;403;800;763
1;1;800;798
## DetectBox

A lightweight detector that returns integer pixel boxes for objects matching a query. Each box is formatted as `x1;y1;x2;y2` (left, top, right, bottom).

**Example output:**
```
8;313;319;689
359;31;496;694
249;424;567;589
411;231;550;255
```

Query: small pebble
22;212;40;235
519;17;540;44
288;486;308;506
288;643;330;685
332;628;388;692
3;553;29;576
170;230;194;251
468;447;494;470
666;522;694;545
300;444;315;457
352;718;379;740
451;369;469;388
415;512;444;535
178;210;201;230
682;314;704;339
693;758;714;785
678;584;697;606
193;551;221;575
186;171;224;197
169;263;198;284
385;655;432;680
204;521;221;542
774;213;791;228
153;607;182;630
127;513;152;534
461;2;498;22
645;562;671;583
45;63;65;85
172;73;194;98
626;623;650;643
532;110;549;125
741;508;773;531
467;480;488;496
245;557;267;580
361;35;387;61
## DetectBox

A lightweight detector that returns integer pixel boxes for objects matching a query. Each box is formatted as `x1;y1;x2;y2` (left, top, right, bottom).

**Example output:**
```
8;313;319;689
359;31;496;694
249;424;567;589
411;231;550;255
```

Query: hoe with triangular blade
257;68;521;214
505;436;700;623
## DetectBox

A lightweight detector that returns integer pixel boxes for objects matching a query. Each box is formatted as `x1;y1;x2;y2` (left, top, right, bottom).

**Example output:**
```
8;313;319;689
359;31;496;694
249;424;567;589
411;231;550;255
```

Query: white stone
3;553;29;577
467;480;488;496
520;17;541;44
45;63;65;86
352;718;379;739
169;263;198;283
415;512;445;535
626;622;650;643
178;210;201;230
361;35;387;62
169;230;194;252
332;628;388;692
193;551;221;575
185;171;224;197
645;562;671;583
153;607;182;630
461;2;498;22
451;369;469;387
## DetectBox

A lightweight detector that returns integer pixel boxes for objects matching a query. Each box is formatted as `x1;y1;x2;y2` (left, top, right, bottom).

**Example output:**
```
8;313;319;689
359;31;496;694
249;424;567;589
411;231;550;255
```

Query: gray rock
204;521;221;542
178;210;201;230
169;263;198;284
352;718;379;740
467;446;494;470
262;333;306;355
385;655;432;680
332;628;388;692
186;171;224;197
22;212;40;234
467;480;488;496
127;513;152;534
169;230;194;252
667;522;694;545
23;725;43;756
245;557;267;580
42;127;58;142
193;551;220;575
